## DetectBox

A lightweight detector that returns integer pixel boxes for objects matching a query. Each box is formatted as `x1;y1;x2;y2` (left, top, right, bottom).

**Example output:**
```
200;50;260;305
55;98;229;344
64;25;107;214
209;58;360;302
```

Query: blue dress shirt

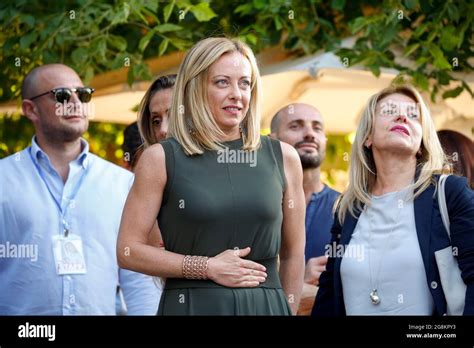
0;137;161;315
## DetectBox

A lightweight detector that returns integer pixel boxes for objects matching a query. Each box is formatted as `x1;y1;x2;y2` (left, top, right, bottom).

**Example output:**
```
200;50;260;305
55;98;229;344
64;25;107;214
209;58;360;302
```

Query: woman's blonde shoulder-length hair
167;37;262;155
337;84;449;224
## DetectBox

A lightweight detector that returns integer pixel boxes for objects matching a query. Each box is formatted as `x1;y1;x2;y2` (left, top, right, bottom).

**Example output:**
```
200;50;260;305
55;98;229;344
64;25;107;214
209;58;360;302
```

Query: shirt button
431;281;438;289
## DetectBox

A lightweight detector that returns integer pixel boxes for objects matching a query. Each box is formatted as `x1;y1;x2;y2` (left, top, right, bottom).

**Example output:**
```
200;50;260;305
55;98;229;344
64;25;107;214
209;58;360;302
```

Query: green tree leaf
190;2;217;22
84;66;94;84
331;0;346;11
19;32;37;50
404;0;419;10
245;33;258;45
392;73;409;86
143;3;160;24
403;43;420;57
132;62;152;81
107;35;127;52
155;23;182;33
413;71;429;91
90;37;107;60
428;45;452;70
43;50;59;64
412;23;428;38
138;30;155;52
274;16;282;31
71;47;88;65
437;70;451;85
3;37;18;53
235;3;253;15
368;64;381;77
253;0;266;10
176;0;192;7
127;65;135;86
159;38;169;56
111;2;131;25
169;37;188;50
164;1;175;22
20;14;35;27
111;53;130;69
442;86;463;99
440;26;461;51
446;3;460;22
349;17;367;34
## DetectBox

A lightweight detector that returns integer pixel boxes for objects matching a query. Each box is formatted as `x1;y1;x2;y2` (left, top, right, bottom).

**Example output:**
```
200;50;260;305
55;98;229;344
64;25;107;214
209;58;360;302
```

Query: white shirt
340;187;434;315
0;137;161;315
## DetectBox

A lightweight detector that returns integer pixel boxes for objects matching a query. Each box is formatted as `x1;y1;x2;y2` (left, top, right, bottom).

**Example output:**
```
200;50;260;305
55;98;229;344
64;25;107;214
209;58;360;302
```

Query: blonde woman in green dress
117;37;305;315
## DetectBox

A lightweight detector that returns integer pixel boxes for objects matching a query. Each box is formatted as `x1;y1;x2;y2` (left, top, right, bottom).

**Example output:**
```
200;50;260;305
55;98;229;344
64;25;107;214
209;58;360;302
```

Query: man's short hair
21;66;43;100
270;108;285;134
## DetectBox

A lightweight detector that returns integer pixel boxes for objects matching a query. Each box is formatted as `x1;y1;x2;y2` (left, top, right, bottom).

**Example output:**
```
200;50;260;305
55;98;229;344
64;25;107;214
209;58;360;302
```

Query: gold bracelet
182;255;209;280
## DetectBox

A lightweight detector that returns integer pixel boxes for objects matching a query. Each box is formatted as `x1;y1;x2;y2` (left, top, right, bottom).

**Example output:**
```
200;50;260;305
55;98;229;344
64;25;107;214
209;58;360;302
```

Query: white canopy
259;50;474;137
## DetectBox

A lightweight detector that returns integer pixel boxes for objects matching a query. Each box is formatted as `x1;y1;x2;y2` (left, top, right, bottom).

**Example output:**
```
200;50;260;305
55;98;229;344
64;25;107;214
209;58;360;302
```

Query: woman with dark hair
437;130;474;189
122;122;144;171
121;76;178;297
137;74;177;147
123;75;176;171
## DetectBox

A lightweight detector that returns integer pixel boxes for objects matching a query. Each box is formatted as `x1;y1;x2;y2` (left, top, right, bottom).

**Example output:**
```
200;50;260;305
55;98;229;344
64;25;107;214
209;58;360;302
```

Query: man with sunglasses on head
0;64;159;315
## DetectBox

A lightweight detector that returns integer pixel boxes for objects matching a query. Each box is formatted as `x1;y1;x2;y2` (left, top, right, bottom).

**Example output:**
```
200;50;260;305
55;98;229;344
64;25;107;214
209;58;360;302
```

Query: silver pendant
370;289;380;305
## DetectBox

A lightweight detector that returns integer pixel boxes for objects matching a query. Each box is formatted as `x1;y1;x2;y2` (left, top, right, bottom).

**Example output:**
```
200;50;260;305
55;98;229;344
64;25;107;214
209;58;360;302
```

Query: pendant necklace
366;188;408;305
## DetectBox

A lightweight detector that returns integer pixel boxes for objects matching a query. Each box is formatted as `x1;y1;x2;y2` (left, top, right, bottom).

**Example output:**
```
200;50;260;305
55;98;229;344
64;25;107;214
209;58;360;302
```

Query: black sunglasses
29;87;95;103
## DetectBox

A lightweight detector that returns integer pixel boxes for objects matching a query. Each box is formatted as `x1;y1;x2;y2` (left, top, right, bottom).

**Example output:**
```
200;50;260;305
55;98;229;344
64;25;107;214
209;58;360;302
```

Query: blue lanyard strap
28;147;88;235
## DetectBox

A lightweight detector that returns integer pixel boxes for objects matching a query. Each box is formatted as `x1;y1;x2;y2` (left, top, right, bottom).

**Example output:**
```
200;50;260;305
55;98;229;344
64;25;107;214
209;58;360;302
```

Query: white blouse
340;187;435;315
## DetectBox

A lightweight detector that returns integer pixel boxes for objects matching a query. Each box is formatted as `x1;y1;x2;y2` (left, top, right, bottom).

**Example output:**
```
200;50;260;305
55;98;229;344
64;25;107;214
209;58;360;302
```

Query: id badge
52;234;87;275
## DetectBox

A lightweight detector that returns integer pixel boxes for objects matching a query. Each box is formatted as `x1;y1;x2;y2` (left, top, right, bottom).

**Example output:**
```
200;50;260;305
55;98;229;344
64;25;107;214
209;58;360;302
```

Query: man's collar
31;136;90;169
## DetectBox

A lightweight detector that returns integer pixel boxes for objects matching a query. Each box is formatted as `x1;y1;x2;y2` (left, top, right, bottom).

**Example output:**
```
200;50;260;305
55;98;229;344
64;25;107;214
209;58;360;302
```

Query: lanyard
29;147;88;237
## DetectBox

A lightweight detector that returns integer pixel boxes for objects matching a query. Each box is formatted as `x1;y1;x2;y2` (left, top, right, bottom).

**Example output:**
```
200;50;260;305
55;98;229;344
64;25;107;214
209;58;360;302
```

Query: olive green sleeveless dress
157;135;292;315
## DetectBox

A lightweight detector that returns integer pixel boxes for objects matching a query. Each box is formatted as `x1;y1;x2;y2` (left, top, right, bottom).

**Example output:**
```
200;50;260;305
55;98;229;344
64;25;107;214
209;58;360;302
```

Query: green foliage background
0;0;472;187
2;0;472;101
